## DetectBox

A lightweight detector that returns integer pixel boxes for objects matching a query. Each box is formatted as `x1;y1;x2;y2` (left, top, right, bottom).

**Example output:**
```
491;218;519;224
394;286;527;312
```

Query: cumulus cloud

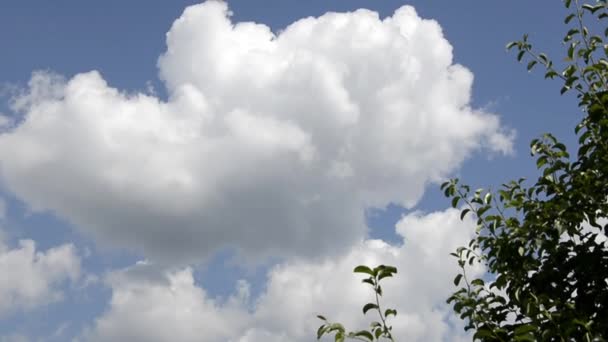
0;231;80;316
83;208;482;341
81;263;251;342
0;1;512;263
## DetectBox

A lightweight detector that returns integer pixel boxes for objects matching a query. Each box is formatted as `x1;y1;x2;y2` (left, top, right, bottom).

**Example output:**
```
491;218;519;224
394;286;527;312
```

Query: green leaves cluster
508;0;608;97
446;0;608;340
317;265;398;341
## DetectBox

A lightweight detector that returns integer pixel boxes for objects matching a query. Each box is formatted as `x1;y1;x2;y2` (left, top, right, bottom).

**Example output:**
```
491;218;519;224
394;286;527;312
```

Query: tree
444;0;608;340
315;1;608;341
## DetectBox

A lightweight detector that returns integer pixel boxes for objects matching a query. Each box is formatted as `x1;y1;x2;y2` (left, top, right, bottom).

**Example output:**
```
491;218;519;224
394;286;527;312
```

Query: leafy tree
315;1;608;341
444;0;608;340
316;265;397;341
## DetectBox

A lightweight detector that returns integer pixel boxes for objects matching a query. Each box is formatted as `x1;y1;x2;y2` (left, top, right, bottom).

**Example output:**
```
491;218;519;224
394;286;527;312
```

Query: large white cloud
83;208;483;341
0;231;80;316
0;1;512;263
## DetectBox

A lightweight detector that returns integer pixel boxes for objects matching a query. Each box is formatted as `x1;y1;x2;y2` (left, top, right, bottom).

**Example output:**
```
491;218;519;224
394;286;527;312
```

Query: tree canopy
445;0;608;340
317;0;608;341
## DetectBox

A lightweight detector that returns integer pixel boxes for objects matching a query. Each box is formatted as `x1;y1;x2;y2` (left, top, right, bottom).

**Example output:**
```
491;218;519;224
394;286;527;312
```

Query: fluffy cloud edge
0;231;81;317
81;208;483;342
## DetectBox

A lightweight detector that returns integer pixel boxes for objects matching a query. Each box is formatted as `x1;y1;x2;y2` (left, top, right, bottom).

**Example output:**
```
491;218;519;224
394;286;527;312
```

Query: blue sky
0;1;583;341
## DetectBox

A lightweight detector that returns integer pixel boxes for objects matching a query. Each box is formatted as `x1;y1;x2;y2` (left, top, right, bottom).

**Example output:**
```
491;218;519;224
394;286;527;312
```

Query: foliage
444;0;608;340
316;265;398;341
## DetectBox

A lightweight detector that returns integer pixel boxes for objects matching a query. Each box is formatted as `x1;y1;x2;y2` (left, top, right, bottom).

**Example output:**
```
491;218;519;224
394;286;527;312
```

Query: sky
0;1;584;341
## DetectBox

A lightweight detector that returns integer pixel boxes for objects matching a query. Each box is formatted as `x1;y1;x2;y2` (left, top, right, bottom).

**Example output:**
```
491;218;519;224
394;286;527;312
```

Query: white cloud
559;218;608;245
0;1;512;264
82;263;252;342
0;114;11;130
0;232;80;316
83;208;483;341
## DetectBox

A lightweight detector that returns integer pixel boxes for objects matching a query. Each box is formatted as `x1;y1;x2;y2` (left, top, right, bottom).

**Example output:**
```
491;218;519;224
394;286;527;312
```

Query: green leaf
566;28;580;37
471;278;485;286
375;328;383;339
317;315;327;321
362;303;379;314
573;318;591;329
517;50;526;62
317;324;328;339
477;205;490;217
353;265;374;276
563;64;577;78
385;309;397;317
460;208;471;220
453;274;463;286
352;331;374;341
328;323;345;333
451;196;460;208
473;329;495;339
582;3;603;13
545;70;558;79
527;60;537;71
565;13;576;23
514;324;537;335
362;278;375;286
568;43;576;59
382;265;397;274
378;272;393;281
536;156;548;168
484;192;493;205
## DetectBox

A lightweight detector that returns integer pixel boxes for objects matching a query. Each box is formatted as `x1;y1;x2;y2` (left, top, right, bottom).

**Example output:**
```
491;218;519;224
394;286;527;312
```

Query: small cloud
489;127;517;156
0;235;81;316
